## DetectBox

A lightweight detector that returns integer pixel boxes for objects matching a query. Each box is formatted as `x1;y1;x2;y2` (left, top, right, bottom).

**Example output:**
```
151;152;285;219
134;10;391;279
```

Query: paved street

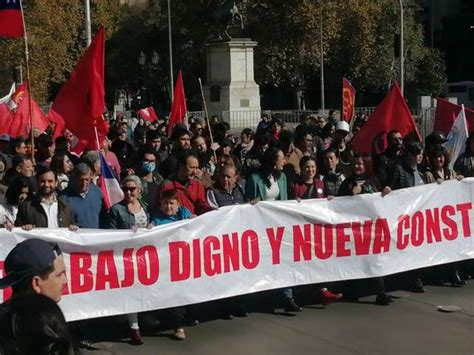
83;281;474;355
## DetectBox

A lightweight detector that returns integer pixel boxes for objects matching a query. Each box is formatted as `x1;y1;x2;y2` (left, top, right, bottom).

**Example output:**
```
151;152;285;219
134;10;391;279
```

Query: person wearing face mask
137;147;163;209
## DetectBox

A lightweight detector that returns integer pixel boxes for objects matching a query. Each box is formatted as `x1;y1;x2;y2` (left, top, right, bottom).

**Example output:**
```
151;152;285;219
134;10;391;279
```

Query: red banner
342;78;356;122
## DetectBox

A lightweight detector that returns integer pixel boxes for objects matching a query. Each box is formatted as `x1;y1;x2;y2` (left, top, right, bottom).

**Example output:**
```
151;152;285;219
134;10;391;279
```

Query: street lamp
167;0;174;100
319;0;325;110
399;0;404;96
84;0;92;46
137;52;160;106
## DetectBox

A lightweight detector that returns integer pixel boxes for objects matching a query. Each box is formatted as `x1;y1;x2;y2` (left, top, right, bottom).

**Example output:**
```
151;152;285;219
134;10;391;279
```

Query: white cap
336;120;350;133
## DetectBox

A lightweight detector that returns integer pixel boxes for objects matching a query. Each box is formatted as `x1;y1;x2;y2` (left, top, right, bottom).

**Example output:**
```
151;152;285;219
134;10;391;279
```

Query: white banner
0;179;473;321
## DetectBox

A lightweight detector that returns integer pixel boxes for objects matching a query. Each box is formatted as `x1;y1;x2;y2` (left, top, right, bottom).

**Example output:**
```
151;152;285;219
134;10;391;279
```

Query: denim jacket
106;200;149;229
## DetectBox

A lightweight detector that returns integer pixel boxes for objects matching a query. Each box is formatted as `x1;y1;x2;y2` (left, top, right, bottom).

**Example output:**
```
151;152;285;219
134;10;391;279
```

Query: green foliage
0;0;448;106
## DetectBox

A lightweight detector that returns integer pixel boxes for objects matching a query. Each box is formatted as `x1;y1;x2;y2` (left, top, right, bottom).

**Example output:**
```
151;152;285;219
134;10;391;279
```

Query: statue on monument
213;0;245;41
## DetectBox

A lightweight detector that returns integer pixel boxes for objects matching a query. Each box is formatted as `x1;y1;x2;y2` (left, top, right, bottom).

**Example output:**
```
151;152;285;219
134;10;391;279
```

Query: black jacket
15;196;75;228
388;161;424;190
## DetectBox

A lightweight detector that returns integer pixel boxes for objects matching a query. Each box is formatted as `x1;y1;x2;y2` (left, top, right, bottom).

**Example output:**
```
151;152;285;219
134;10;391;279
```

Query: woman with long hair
0;177;31;228
245;147;302;313
291;156;342;305
50;153;74;192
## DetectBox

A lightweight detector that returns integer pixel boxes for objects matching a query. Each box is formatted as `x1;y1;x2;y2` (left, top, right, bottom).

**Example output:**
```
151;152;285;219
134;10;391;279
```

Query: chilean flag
0;0;24;38
99;153;124;209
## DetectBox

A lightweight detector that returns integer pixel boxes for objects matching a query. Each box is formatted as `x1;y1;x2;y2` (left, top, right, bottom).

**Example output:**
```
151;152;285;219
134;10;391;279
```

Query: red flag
136;106;158;122
434;98;474;136
342;78;356;122
47;108;65;139
0;0;24;38
0;82;50;138
167;70;187;137
51;27;107;150
351;82;421;154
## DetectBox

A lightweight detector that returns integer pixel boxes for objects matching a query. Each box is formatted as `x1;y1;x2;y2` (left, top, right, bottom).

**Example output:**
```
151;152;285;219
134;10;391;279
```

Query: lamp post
138;52;160;106
85;0;92;46
319;1;325;110
167;0;174;100
399;0;404;96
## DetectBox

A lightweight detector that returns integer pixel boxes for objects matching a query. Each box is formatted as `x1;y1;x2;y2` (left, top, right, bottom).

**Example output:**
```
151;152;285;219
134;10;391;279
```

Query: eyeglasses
123;186;137;192
143;159;156;163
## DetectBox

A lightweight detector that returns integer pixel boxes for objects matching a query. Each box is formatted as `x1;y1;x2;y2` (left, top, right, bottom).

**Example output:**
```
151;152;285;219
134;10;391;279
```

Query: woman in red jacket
290;156;342;305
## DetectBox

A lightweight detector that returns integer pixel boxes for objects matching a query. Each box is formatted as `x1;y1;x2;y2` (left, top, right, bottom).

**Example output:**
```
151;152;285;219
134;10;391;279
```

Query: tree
0;0;84;103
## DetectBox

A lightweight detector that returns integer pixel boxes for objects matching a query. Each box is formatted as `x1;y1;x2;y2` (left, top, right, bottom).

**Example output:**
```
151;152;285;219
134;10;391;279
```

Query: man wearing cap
0;238;68;351
421;131;448;173
332;121;353;177
0;238;67;302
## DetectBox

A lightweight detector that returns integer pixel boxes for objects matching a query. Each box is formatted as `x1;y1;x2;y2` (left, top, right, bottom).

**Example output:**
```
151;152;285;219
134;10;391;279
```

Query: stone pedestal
203;39;261;128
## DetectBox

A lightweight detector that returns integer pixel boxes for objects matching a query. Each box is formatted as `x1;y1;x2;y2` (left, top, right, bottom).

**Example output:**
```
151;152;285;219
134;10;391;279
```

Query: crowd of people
0;109;472;351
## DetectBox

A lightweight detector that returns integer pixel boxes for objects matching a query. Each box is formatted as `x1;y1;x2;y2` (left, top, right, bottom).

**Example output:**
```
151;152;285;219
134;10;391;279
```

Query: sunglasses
123;186;137;192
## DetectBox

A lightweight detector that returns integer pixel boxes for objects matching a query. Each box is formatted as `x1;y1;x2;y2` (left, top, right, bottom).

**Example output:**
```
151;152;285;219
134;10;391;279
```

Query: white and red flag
136;106;158;122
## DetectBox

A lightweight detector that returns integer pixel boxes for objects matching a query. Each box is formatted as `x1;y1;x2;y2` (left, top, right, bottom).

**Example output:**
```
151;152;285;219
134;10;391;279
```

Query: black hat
425;131;448;145
0;239;62;289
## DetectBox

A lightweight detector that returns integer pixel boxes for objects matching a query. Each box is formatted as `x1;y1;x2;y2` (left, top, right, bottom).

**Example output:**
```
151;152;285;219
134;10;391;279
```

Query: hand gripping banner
0;179;473;321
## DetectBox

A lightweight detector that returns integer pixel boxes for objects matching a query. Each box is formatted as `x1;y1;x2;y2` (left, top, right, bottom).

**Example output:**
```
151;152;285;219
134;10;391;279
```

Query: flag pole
19;0;35;163
197;78;217;161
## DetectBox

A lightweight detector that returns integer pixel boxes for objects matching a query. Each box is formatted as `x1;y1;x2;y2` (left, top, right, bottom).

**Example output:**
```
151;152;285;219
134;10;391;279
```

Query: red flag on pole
136;106;158;122
434;98;474;136
167;70;187;137
342;78;356;122
351;82;421;154
0;82;49;138
0;0;24;38
50;27;107;150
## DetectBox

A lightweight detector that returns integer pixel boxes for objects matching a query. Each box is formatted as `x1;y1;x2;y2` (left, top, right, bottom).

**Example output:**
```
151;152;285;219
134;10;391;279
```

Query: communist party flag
351;82;421;154
0;0;24;38
342;78;356;122
167;70;187;137
0;82;49;138
50;27;108;149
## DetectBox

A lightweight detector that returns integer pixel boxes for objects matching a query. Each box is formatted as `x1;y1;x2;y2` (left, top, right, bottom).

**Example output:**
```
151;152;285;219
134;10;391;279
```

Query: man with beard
159;126;192;179
374;130;404;187
155;150;213;216
15;166;76;229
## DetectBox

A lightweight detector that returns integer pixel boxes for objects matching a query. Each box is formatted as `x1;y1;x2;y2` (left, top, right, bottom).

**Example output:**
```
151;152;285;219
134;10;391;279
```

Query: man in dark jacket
0;239;69;353
388;142;425;190
385;142;426;293
15;167;76;229
374;130;404;187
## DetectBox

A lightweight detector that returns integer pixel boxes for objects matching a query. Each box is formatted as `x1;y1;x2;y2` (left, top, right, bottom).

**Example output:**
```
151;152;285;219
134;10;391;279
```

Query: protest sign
0;179;473;321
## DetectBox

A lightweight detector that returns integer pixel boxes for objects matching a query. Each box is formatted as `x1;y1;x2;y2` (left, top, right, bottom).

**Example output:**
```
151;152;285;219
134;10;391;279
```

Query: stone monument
203;39;261;128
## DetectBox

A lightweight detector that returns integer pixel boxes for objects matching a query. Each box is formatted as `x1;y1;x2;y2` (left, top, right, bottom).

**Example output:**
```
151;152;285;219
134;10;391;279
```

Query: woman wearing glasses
106;175;152;345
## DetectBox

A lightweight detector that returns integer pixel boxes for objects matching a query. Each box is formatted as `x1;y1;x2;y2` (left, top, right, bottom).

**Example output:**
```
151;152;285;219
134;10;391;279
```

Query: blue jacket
244;172;288;201
152;206;192;225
